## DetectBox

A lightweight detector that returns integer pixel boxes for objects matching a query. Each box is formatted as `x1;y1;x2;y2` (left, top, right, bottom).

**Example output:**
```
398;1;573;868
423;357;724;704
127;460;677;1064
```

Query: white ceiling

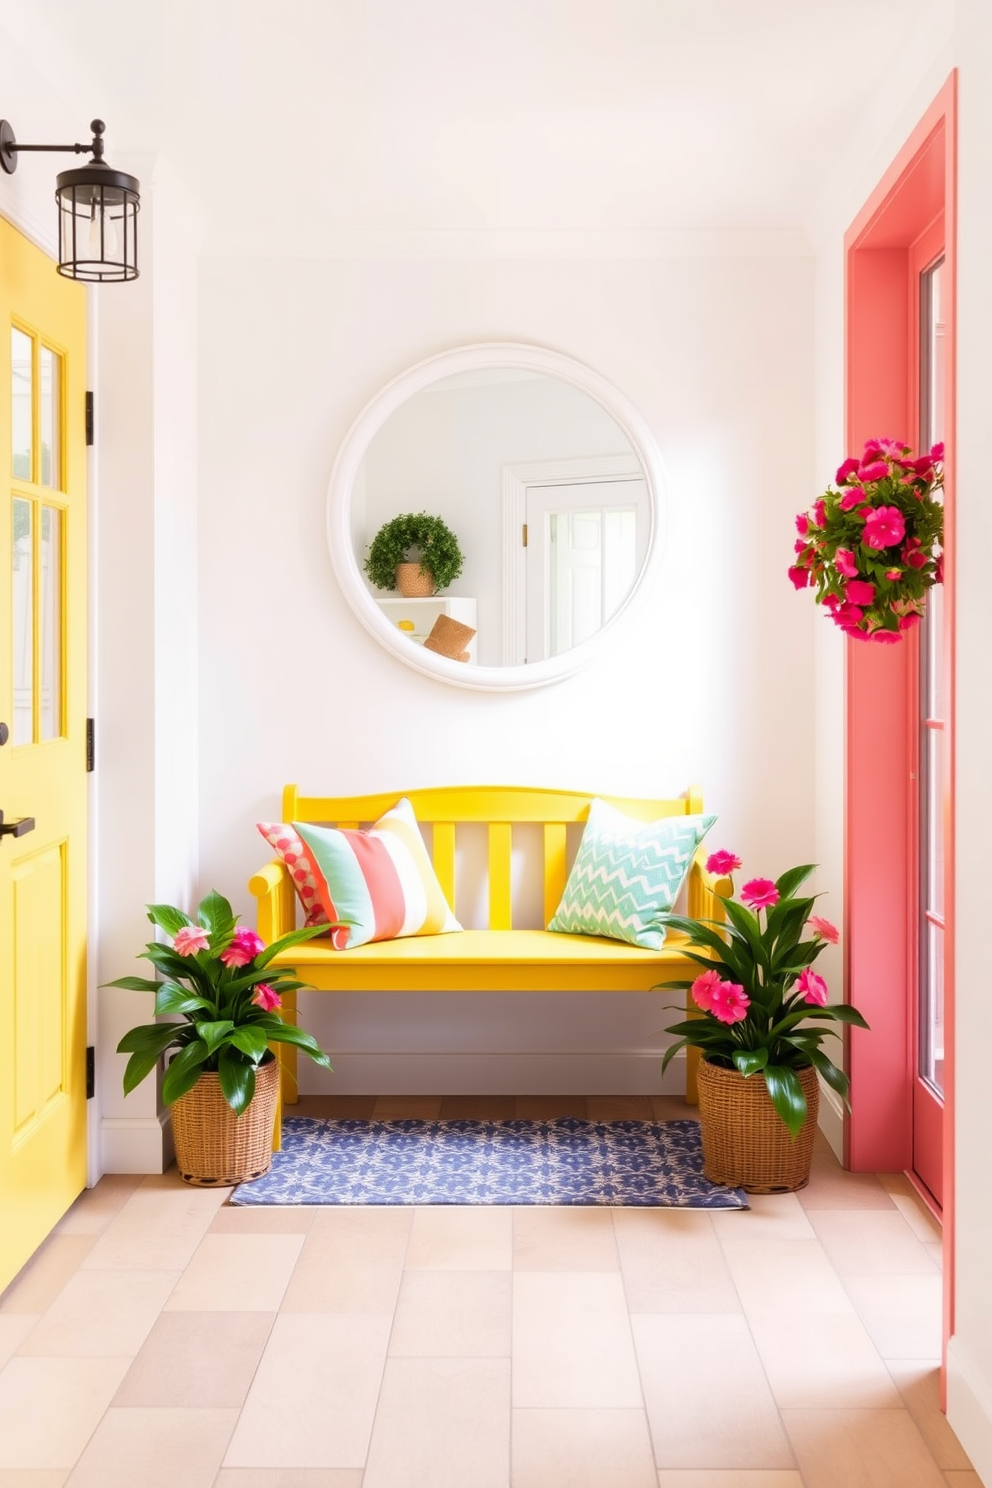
3;0;953;246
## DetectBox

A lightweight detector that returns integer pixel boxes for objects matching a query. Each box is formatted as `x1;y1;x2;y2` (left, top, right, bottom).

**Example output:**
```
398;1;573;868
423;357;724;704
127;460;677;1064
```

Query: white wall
197;248;817;1091
94;153;202;1171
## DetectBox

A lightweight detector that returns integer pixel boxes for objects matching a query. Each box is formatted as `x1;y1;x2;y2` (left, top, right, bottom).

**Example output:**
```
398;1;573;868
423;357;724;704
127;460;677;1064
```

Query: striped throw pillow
256;821;329;928
548;799;716;950
295;798;461;950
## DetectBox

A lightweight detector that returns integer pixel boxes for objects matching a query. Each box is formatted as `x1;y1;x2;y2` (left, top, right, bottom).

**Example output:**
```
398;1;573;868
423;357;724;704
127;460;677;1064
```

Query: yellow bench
249;784;729;1130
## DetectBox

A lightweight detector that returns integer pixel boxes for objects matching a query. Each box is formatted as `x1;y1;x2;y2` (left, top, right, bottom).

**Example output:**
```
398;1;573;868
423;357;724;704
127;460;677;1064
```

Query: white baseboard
947;1337;992;1486
297;1049;688;1097
817;1077;845;1162
100;1114;175;1174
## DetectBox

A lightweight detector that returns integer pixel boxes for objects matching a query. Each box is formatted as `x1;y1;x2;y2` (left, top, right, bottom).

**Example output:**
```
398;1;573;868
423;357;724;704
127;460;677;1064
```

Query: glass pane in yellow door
11;327;32;481
12;497;33;744
40;347;61;490
40;506;62;740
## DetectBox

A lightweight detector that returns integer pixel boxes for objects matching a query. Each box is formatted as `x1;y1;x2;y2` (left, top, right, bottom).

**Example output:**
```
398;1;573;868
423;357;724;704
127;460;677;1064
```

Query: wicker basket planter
697;1058;819;1193
170;1056;279;1187
395;562;436;597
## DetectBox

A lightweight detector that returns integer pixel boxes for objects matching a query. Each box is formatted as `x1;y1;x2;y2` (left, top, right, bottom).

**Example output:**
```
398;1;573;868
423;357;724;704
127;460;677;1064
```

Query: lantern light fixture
0;117;139;282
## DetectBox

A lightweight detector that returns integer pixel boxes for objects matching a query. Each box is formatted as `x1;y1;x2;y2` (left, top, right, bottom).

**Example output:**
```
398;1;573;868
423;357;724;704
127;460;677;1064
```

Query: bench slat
543;822;568;926
432;822;456;909
488;823;513;930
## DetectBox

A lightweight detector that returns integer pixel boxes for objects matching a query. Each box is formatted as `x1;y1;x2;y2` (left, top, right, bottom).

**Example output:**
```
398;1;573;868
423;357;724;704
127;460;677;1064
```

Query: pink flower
935;554;943;583
871;628;902;644
885;568;902;581
797;968;829;1006
832;602;864;629
709;982;751;1025
808;915;839;944
219;926;265;968
858;459;890;483
706;849;743;875
836;456;860;483
838;487;866;512
929;441;944;462
812;499;827;528
902;538;928;569
844;579;876;606
741;878;780;911
788;565;809;590
251;983;282;1012
691;969;722;1013
898;612;921;631
173;925;209;956
795;513;809;537
862;506;906;549
834;548;858;578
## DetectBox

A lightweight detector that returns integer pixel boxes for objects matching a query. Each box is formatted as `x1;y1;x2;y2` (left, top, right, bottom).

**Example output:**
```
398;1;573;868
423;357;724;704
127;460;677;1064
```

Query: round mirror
327;343;666;691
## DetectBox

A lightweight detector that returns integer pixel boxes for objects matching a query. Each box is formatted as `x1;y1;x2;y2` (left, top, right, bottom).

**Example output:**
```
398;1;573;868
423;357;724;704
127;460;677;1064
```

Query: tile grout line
709;1205;808;1484
609;1204;667;1483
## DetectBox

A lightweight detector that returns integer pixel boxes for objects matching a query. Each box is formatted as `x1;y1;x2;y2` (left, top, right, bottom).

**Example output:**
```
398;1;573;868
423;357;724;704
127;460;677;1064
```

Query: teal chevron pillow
547;799;716;950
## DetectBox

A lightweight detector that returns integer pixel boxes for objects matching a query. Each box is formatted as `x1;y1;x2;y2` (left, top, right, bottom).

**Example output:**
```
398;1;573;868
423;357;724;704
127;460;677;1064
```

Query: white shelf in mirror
374;596;478;662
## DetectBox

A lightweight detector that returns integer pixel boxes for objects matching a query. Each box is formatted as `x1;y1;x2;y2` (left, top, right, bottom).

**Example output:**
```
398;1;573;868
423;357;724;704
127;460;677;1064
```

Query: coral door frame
844;75;956;1357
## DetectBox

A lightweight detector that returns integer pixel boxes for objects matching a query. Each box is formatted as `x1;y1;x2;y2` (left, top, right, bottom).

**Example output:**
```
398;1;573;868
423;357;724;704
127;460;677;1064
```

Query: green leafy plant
364;511;464;592
658;851;869;1136
106;891;332;1115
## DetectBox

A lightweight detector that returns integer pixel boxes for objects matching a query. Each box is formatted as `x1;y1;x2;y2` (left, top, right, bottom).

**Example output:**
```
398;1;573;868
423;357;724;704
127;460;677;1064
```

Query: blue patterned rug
229;1117;748;1208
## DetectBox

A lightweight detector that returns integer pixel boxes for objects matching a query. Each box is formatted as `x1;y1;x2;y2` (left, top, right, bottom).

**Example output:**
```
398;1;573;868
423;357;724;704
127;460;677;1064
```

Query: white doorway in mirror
501;456;647;664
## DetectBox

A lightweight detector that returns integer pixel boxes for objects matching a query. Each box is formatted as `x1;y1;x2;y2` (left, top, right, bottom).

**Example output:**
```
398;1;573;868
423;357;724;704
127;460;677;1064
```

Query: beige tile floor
0;1094;974;1488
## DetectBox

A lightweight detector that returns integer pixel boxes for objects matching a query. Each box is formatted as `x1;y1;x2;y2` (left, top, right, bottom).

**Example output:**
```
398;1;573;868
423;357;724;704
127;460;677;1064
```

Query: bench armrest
249;859;297;943
686;848;732;923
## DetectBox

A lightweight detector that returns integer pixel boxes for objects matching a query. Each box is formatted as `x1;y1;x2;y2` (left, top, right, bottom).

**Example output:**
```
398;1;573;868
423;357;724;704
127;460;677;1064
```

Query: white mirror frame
327;342;667;692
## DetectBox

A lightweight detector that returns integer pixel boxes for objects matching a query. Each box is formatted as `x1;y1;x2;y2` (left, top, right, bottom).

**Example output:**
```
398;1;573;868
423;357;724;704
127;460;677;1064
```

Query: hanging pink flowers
790;438;943;643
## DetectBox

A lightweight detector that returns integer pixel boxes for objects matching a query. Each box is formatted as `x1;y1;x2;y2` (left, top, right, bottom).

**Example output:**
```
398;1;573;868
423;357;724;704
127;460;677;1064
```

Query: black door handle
0;811;35;839
0;722;9;746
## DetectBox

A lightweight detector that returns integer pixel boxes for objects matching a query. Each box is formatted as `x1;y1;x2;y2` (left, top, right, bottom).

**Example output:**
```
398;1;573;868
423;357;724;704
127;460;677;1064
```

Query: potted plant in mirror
107;891;333;1186
659;853;869;1192
365;511;464;597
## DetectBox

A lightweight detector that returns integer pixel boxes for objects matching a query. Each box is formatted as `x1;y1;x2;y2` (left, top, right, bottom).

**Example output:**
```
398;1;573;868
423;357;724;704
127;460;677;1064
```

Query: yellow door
0;215;87;1290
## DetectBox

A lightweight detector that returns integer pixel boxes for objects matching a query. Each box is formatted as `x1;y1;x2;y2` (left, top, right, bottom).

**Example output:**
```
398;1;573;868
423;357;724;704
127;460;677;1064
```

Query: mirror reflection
351;369;648;667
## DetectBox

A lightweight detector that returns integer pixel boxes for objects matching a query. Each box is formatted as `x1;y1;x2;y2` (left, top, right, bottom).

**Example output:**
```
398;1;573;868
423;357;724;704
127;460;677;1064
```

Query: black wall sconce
0;117;139;282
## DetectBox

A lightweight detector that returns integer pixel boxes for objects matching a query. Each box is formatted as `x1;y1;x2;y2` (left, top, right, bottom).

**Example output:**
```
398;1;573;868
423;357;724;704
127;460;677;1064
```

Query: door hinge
86;1046;95;1100
86;717;95;773
85;391;94;447
522;523;528;547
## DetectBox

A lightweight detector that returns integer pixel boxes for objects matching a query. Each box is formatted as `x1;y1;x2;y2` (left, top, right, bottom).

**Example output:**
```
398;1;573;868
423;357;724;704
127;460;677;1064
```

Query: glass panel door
914;253;945;1203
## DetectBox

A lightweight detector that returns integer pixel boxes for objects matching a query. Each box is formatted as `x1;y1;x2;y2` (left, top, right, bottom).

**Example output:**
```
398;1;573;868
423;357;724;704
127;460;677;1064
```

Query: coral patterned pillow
256;822;329;928
294;798;462;950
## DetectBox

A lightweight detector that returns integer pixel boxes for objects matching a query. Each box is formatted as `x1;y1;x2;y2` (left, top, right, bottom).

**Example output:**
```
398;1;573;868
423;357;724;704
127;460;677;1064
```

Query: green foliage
105;891;334;1115
659;864;869;1138
364;511;464;592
